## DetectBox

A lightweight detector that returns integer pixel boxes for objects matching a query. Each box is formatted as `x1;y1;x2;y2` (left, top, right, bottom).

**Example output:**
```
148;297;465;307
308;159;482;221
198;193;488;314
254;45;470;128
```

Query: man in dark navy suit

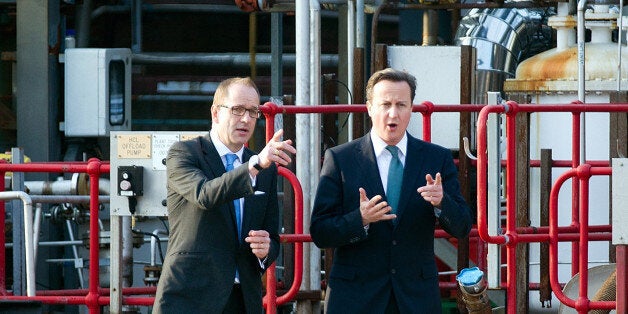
310;68;472;313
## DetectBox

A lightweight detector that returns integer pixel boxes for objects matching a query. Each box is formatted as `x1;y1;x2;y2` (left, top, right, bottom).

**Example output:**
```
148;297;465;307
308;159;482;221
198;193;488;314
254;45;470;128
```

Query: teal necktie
225;153;242;241
385;145;403;214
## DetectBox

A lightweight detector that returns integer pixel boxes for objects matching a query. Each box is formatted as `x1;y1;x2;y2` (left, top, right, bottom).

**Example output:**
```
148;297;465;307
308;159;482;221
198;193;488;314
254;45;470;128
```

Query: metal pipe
577;0;587;103
309;0;322;306
618;4;625;91
0;168;6;295
249;12;257;78
0;191;35;296
274;168;304;305
6;240;83;248
347;0;355;141
25;177;110;196
75;0;92;48
86;159;104;314
356;0;365;48
32;204;41;261
131;52;338;68
30;195;109;203
150;229;168;266
504;102;519;314
295;2;311;311
91;4;245;20
122;216;134;289
132;0;142;53
66;220;85;288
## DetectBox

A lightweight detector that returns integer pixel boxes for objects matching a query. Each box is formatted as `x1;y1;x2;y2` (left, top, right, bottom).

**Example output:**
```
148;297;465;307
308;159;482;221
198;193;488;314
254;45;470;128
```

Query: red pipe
476;104;509;245
421;101;434;142
0;164;5;296
86;158;103;314
280;234;312;243
2;101;626;310
0;295;93;305
37;287;157;296
576;164;590;313
571;110;581;276
120;296;155;306
275;168;304;306
617;245;627;314
260;102;484;116
550;168;578;309
504;101;519;314
549;166;616;312
260;101;306;312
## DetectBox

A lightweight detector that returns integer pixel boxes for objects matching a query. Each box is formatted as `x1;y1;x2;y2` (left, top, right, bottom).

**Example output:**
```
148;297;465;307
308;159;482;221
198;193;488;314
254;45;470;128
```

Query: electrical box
110;131;207;217
64;48;132;137
117;166;144;197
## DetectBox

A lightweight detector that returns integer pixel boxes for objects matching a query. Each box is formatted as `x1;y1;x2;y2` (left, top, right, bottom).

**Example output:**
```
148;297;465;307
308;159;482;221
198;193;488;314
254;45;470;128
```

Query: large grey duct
455;7;553;104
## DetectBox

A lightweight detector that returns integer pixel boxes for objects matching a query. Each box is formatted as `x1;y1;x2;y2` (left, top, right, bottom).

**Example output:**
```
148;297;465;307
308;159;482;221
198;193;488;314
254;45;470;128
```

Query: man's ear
211;105;220;123
366;101;373;117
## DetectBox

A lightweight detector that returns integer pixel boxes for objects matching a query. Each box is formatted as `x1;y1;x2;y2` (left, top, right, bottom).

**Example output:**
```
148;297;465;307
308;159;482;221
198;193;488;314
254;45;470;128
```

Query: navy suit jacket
153;134;280;314
310;132;472;314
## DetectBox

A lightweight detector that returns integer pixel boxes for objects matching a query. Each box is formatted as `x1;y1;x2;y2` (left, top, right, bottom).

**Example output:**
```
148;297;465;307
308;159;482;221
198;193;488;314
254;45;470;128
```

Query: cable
131;228;165;264
321;78;355;147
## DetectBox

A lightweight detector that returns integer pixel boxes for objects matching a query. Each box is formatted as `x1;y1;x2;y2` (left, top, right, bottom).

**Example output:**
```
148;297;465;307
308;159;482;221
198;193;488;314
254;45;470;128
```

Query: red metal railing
0;160;110;313
476;101;628;314
1;101;626;313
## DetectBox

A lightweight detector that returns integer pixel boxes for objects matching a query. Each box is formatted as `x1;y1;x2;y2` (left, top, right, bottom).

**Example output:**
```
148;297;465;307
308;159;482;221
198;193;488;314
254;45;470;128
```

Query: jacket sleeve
435;150;473;239
310;148;368;248
166;140;254;211
257;163;281;271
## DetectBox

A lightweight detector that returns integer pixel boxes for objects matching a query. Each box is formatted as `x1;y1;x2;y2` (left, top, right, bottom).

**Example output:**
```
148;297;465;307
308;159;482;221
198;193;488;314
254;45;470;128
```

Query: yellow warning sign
117;134;151;158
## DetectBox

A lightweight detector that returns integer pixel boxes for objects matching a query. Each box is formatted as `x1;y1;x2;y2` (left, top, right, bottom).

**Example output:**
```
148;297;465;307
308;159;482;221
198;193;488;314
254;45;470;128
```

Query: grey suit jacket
153;134;280;314
310;132;472;314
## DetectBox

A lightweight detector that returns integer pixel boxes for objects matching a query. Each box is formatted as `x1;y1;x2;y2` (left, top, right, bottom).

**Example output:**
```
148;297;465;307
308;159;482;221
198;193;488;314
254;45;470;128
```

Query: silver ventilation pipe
455;7;549;104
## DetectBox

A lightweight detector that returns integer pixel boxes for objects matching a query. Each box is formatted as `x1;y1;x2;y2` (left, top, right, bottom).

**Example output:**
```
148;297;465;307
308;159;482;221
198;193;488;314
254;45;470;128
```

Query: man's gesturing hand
258;129;297;168
359;187;396;226
417;173;443;206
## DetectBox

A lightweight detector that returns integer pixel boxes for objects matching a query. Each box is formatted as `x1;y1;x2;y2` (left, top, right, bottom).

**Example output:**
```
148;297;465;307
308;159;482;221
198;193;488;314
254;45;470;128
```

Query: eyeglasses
217;105;261;119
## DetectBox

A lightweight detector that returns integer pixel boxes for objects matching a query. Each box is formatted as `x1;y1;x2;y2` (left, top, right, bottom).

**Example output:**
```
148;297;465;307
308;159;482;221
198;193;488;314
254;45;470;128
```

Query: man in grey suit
310;68;472;313
153;77;296;314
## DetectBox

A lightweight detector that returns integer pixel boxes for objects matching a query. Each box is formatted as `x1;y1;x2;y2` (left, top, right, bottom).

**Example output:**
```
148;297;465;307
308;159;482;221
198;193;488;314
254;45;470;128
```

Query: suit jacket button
392;240;397;245
391;269;396;274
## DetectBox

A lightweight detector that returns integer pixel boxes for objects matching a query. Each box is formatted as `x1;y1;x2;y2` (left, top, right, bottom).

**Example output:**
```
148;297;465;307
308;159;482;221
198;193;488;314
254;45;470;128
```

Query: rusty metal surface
505;44;628;92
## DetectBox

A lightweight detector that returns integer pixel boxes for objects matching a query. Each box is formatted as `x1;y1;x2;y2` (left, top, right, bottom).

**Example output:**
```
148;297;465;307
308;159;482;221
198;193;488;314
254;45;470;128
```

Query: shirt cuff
257;256;268;269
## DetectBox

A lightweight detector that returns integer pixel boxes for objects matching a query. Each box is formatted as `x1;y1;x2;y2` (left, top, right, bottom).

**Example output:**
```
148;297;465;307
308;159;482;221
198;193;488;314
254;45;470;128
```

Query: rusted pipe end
235;0;261;12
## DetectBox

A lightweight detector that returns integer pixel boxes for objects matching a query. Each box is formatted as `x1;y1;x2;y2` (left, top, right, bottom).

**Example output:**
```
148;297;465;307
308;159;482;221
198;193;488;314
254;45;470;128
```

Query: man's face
212;84;260;152
367;80;412;146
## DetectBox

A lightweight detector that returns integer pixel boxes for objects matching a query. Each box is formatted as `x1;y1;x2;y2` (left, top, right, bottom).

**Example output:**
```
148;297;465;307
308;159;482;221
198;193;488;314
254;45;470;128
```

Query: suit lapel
395;135;426;223
201;134;241;243
357;135;386;198
241;149;254;239
199;134;228;177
